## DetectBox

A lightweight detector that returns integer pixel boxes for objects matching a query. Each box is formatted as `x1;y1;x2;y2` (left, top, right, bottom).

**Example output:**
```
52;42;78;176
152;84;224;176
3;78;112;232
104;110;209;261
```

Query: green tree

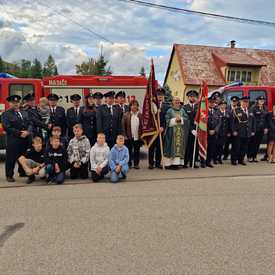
163;84;173;104
139;66;146;77
19;59;32;78
0;56;4;72
76;54;112;76
43;55;58;76
31;58;43;78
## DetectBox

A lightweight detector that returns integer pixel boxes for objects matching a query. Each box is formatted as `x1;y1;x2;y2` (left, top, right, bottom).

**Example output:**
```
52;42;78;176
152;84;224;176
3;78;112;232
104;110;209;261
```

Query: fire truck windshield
9;84;34;98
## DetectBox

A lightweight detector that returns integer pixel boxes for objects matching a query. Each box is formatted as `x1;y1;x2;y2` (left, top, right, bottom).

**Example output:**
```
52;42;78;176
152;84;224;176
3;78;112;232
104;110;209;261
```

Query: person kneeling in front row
45;136;67;184
109;135;129;183
90;133;110;182
67;124;91;180
18;136;46;184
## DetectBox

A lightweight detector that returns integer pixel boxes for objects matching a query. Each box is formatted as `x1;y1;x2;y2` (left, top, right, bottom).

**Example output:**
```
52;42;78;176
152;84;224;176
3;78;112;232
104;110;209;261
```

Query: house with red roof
164;41;275;102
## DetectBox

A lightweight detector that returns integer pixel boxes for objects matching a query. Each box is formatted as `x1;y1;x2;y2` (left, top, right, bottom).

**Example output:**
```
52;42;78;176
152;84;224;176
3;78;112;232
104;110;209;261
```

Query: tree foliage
75;54;112;76
0;55;58;78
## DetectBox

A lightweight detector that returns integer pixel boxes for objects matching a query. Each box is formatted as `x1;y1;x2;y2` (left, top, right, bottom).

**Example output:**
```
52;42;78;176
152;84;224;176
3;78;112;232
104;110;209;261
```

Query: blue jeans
45;164;65;184
110;165;128;183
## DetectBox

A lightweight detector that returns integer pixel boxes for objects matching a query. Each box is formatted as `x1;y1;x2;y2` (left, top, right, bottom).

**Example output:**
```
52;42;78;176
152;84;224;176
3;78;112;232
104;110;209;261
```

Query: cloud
0;0;274;81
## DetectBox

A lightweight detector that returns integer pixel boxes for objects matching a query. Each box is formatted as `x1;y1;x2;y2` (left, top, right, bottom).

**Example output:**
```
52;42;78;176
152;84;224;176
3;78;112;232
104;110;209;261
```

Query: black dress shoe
218;160;223;164
206;163;214;168
231;161;237;166
261;156;268;161
156;165;163;169
182;164;188;169
253;159;258;163
240;161;247;166
193;165;200;169
148;165;154;170
213;161;218;165
201;163;206;168
7;177;15;182
26;175;35;184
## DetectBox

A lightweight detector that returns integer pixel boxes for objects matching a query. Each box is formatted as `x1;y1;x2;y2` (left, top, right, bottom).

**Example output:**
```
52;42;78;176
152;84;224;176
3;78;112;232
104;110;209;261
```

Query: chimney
230;40;236;48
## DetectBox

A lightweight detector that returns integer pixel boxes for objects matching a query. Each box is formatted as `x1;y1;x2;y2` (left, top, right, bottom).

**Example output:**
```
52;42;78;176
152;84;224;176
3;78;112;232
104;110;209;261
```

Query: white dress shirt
131;112;140;141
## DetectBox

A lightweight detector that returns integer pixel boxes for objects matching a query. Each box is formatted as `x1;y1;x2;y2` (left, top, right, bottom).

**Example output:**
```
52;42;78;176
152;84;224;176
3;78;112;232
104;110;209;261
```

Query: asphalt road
1;158;275;274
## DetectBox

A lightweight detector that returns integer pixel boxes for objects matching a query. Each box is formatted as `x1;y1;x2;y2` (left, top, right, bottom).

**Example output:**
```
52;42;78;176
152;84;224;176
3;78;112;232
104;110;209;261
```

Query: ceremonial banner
141;60;159;148
195;81;209;160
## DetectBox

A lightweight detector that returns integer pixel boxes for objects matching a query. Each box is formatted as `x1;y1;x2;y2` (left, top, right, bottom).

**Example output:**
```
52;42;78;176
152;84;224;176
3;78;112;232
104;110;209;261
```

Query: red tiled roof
167;44;275;86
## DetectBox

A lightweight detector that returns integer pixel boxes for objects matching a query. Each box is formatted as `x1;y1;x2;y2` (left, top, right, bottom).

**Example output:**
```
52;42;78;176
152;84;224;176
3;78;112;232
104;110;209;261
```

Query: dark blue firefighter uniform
2;108;31;179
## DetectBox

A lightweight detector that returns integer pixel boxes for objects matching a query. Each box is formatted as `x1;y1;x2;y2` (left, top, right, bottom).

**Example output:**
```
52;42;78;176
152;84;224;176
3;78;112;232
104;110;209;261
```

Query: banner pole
192;123;199;169
157;110;165;170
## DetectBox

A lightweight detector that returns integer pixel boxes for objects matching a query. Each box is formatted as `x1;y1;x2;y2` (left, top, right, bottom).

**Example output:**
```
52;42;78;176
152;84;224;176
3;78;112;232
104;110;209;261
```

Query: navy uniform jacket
96;104;123;140
66;106;84;138
116;104;130;114
80;106;97;143
230;107;256;138
216;110;230;138
2;108;31;140
49;106;67;136
249;105;268;132
183;103;198;132
208;108;221;134
24;106;47;137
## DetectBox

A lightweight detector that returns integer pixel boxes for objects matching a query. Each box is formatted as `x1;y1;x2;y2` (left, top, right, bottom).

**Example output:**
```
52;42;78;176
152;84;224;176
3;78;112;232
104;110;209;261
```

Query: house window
228;70;252;83
236;71;241;81
229;71;235;82
247;72;252;82
241;71;247;82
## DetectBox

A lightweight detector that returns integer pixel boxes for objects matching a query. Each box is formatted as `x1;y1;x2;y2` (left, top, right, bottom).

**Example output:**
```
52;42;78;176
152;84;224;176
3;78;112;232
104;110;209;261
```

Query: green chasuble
164;107;190;159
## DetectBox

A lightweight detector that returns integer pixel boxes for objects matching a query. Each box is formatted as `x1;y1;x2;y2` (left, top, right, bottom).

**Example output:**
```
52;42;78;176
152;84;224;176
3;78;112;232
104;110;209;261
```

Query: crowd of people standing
2;87;274;185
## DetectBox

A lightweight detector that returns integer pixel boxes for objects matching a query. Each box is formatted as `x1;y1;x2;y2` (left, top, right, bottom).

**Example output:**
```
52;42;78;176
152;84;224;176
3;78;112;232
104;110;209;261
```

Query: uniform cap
70;94;81;101
104;91;115;98
47;93;59;101
6;95;21;102
230;96;240;102
92;92;103;99
256;96;265;100
186;90;199;97
23;93;35;101
115;91;126;98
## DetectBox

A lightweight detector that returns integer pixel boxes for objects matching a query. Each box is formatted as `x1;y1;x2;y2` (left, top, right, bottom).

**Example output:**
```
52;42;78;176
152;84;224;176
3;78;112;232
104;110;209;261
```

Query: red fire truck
0;75;148;148
222;85;275;112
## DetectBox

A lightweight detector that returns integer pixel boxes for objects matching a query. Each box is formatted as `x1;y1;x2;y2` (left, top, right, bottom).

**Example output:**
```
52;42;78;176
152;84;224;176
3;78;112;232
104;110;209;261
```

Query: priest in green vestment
164;96;190;169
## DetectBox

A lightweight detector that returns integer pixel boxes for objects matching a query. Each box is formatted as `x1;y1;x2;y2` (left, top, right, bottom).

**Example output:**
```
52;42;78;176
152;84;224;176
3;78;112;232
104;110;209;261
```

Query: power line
117;0;275;28
37;0;114;44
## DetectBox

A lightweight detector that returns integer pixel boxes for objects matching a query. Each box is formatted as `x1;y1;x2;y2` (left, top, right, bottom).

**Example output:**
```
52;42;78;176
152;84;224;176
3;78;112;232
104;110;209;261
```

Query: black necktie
75;108;78;117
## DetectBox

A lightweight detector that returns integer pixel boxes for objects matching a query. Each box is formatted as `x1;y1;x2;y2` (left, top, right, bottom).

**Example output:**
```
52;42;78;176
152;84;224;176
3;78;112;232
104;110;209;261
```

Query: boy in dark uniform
115;91;129;113
230;96;256;165
66;94;84;140
48;93;67;136
183;90;199;168
2;95;31;182
223;96;240;160
216;100;231;164
205;97;221;168
148;88;170;169
96;91;123;148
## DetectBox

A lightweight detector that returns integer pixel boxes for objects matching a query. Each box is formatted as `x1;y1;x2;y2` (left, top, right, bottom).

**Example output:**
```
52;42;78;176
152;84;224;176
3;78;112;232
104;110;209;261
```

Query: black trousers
148;137;162;167
91;166;109;182
5;137;29;178
70;162;89;179
125;139;141;167
223;136;232;159
216;136;227;161
231;136;248;163
206;135;217;164
247;130;264;159
184;133;198;166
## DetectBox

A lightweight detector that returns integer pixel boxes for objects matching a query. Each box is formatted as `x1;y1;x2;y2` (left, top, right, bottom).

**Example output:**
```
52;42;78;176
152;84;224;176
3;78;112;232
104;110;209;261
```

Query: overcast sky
0;0;275;81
